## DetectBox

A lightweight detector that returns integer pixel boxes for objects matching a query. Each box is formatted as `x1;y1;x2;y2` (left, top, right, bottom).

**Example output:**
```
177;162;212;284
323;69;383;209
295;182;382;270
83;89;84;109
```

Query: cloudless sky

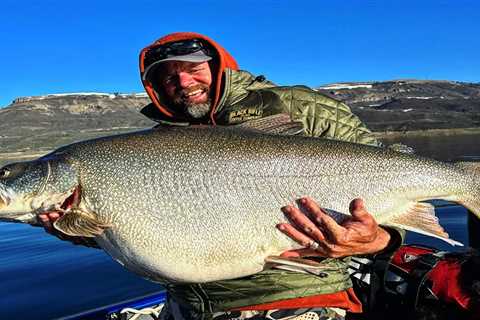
1;0;479;107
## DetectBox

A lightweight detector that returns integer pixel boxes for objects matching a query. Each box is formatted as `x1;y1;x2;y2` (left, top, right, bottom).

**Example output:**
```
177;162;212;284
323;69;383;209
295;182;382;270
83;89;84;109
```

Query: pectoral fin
53;208;110;237
388;201;463;246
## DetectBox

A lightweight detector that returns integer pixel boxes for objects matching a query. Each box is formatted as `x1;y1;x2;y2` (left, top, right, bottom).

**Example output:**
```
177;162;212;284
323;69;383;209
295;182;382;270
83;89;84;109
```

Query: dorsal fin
236;113;305;136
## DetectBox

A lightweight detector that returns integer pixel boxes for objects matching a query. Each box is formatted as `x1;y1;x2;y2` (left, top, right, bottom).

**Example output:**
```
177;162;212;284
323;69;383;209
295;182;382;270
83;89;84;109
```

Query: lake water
0;133;479;319
380;132;480;161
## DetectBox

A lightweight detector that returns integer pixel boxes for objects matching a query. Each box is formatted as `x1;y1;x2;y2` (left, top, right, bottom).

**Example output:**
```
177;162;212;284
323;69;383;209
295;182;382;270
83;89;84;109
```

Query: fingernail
299;198;307;205
281;206;292;213
277;224;286;231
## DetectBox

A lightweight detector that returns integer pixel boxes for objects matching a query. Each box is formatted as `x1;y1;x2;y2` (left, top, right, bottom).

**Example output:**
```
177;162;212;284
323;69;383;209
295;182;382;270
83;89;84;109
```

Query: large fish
0;125;479;283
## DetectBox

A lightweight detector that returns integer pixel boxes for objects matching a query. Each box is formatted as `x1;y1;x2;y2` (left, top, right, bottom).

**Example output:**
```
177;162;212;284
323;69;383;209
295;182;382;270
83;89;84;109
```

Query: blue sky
1;0;479;107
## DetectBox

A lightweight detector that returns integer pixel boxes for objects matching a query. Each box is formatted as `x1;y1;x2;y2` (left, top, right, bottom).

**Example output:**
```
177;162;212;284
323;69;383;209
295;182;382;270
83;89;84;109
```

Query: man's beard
172;84;212;119
183;101;211;119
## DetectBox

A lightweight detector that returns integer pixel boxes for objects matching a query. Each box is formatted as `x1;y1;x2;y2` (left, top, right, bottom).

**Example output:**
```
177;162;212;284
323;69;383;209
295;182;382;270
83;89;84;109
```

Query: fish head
0;159;78;224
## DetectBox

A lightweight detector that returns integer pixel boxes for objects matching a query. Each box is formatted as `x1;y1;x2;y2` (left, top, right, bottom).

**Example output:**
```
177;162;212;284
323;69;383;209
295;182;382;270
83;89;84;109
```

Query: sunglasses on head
144;39;212;68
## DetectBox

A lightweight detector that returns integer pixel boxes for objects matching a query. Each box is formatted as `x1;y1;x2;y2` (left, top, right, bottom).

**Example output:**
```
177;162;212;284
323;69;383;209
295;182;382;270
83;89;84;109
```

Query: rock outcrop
317;80;480;132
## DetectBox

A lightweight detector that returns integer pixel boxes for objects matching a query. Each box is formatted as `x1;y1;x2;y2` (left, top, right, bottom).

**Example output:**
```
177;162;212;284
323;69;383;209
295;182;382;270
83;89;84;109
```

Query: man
40;32;402;320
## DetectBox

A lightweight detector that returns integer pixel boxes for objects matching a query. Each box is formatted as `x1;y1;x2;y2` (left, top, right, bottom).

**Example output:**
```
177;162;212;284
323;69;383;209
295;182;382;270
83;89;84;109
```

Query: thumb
349;198;370;220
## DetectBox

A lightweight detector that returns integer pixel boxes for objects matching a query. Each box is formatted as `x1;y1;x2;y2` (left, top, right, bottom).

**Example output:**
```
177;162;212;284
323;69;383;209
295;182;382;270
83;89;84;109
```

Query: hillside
0;93;155;155
1;80;479;162
317;80;480;132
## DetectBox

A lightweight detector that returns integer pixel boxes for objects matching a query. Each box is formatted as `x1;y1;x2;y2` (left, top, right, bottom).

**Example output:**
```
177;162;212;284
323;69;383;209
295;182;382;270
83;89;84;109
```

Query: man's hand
277;197;390;258
38;211;62;233
38;211;99;248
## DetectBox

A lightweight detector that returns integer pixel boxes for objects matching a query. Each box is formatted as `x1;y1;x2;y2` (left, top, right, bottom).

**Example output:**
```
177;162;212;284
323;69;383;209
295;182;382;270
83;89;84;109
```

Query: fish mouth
60;185;81;211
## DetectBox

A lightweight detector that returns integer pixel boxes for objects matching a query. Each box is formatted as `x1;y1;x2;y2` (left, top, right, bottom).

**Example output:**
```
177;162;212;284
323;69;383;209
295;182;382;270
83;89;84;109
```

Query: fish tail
385;160;480;247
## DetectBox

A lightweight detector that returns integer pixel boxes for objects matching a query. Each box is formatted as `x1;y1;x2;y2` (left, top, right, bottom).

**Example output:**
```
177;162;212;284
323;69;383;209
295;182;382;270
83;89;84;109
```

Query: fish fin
386;143;416;154
455;161;480;177
388;202;463;246
53;208;110;237
265;256;334;275
236;113;305;136
451;161;480;221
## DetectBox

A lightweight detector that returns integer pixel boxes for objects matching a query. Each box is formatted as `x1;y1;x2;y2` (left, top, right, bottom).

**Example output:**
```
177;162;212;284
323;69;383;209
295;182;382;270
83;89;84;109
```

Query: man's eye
163;76;175;84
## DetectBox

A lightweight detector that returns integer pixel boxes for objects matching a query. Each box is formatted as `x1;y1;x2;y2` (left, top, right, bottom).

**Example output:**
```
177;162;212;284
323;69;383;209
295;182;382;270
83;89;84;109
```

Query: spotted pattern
22;126;479;283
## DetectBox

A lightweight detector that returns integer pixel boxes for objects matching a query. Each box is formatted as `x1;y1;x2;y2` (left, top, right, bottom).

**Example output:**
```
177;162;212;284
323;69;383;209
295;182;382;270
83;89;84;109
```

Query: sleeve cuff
375;225;405;258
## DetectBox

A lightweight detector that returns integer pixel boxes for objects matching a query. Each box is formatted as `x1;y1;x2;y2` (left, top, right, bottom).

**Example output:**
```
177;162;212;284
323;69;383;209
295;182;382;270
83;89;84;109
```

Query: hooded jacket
139;32;379;146
140;32;239;125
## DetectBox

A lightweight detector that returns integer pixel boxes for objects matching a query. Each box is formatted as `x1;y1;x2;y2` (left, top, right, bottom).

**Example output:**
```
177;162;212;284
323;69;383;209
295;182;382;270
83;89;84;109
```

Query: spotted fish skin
0;126;479;283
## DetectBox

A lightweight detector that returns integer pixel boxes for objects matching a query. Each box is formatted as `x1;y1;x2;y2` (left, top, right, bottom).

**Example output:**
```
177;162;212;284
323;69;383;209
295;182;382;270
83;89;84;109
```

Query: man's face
158;61;213;119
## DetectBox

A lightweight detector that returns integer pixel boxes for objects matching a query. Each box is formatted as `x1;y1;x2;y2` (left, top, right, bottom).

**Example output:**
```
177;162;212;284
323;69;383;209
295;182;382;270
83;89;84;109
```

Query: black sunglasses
144;39;212;68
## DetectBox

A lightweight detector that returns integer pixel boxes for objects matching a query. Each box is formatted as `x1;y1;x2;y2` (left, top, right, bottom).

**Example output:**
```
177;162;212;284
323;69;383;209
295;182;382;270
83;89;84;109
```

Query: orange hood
139;32;239;124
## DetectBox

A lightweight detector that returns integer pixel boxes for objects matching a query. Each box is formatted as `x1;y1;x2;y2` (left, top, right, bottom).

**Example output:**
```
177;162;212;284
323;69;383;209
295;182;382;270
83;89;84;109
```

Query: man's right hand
38;212;100;248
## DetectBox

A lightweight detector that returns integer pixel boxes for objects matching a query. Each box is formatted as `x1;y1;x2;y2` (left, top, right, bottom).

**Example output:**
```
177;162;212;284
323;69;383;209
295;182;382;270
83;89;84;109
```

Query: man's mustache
171;84;210;107
177;84;210;98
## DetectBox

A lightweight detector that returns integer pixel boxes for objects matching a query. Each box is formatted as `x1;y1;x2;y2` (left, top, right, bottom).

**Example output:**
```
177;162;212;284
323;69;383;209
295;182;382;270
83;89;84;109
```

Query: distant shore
1;127;479;166
373;127;480;139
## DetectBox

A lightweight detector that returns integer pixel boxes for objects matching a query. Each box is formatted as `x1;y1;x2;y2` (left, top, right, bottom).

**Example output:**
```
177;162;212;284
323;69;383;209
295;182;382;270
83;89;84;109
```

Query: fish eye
0;168;10;179
0;163;29;180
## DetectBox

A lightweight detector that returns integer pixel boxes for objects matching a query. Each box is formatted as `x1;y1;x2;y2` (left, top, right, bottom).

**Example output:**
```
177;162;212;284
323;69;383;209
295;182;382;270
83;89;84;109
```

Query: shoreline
1;127;479;164
373;127;480;139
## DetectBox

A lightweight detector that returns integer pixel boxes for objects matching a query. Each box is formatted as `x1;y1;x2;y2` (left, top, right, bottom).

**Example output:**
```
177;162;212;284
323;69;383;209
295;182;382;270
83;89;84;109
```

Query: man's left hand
277;197;391;258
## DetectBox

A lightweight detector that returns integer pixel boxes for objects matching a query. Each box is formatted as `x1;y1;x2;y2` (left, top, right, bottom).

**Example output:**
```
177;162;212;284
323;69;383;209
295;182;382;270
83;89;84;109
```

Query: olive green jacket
141;69;398;318
142;69;379;146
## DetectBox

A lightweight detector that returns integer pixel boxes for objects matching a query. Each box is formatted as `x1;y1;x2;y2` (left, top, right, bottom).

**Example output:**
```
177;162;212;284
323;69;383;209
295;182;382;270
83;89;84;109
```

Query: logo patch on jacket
228;108;263;123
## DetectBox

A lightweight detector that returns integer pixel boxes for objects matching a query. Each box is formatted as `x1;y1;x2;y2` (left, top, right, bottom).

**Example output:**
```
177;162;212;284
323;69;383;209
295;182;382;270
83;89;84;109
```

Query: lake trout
0;126;479;283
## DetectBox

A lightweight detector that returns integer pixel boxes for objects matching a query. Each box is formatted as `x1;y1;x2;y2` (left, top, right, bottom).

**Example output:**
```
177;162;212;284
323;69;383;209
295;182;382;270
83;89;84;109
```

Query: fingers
276;223;341;258
38;212;62;231
38;214;52;230
307;214;346;244
278;197;347;248
277;222;318;248
48;212;61;220
299;197;346;238
37;211;99;248
278;197;391;258
281;204;325;242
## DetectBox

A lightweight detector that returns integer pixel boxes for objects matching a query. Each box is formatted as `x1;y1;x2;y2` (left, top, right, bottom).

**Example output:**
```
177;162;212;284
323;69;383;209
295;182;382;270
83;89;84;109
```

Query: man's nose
178;72;195;88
